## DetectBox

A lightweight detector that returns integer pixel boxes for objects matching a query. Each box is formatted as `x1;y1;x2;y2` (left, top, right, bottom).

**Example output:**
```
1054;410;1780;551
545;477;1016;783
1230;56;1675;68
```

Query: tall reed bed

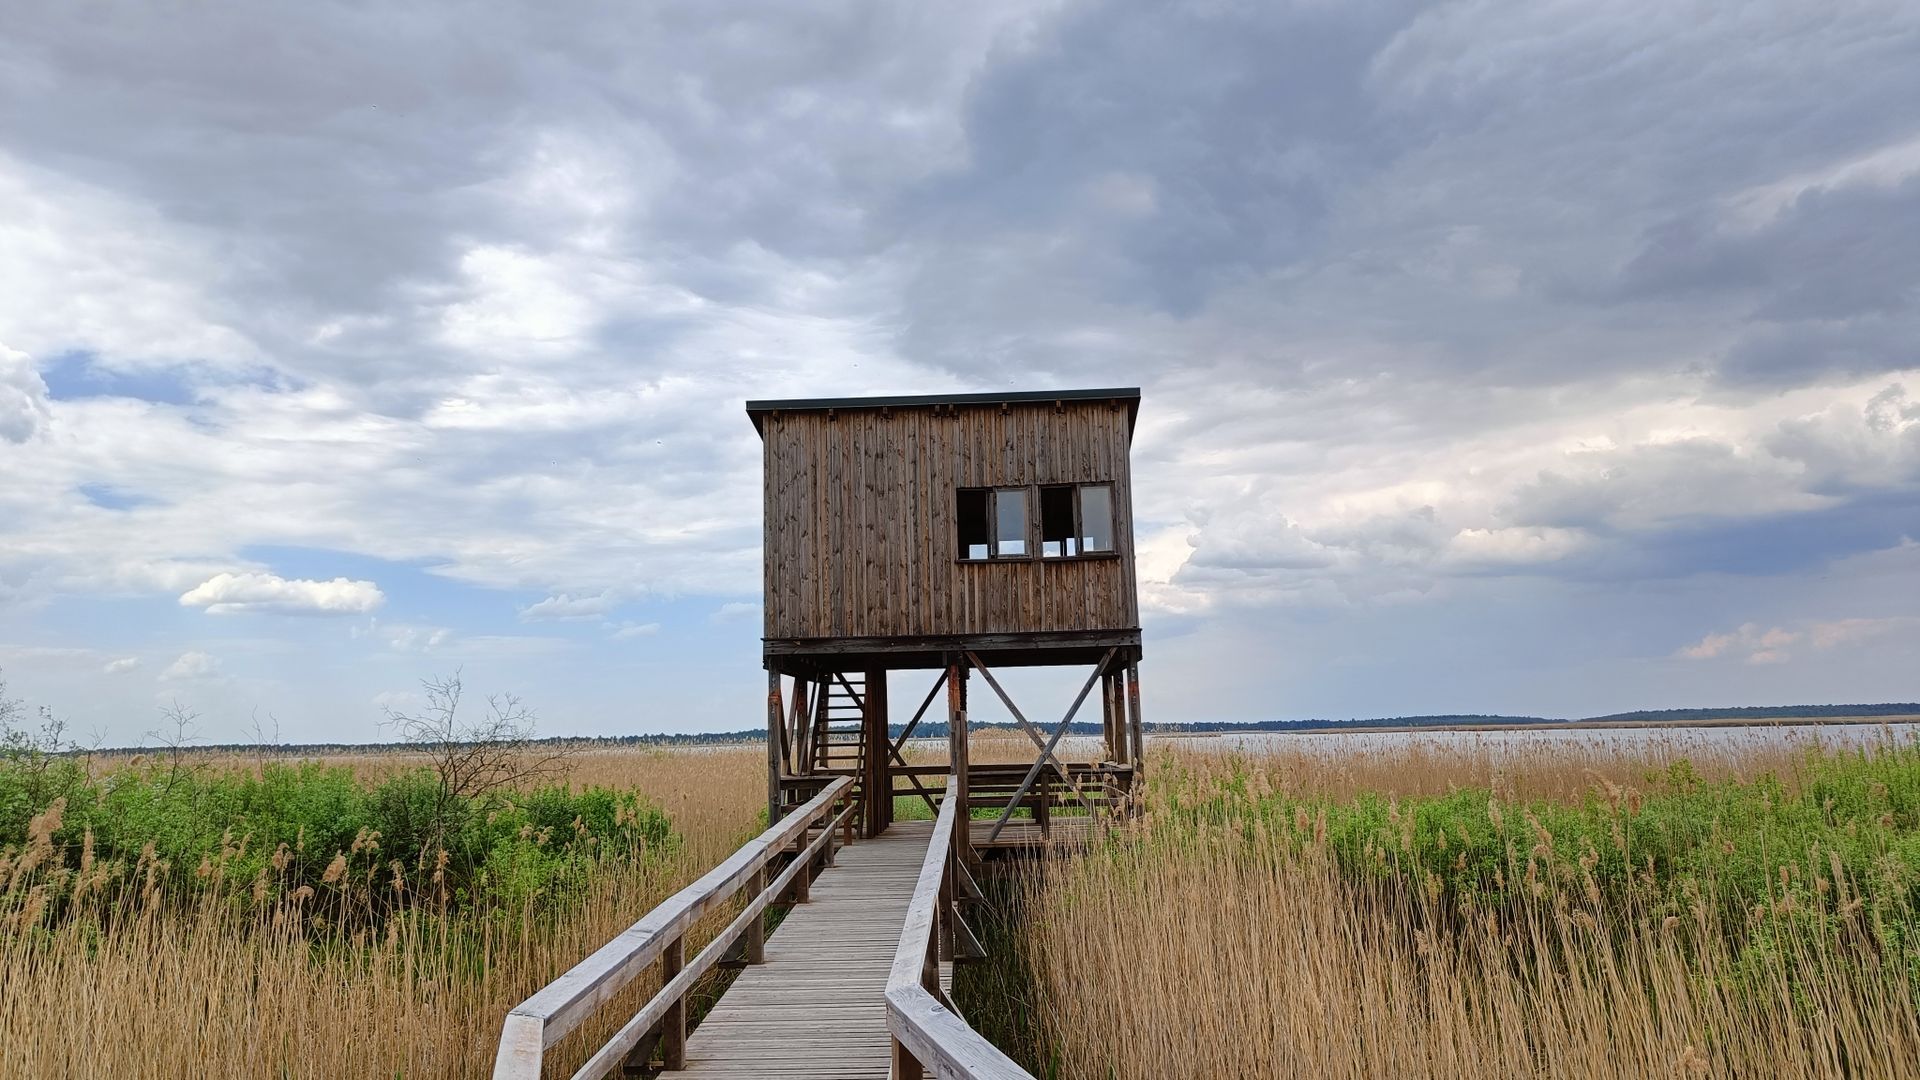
986;733;1920;1079
0;745;765;1078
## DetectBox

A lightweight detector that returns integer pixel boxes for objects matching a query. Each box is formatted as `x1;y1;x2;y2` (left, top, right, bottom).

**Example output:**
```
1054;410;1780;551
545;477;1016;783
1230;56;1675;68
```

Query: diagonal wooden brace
972;649;1115;841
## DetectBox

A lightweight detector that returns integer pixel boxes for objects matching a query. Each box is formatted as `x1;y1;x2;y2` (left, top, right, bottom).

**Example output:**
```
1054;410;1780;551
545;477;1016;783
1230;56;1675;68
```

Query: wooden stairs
811;673;868;823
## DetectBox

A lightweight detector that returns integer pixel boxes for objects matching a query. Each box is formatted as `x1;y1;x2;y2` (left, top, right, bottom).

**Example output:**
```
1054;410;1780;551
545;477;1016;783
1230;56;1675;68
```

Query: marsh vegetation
6;671;1917;1078
0;675;768;1078
963;731;1920;1079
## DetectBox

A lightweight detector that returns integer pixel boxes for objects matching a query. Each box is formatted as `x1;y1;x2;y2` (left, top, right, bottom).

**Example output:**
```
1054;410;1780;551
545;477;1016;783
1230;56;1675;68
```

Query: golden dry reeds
0;744;765;1079
1007;737;1920;1080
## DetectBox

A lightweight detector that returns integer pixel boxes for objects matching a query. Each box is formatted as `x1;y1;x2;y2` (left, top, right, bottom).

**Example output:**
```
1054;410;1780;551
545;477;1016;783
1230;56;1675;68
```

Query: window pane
1078;484;1113;552
995;488;1028;557
1039;485;1075;558
956;490;990;560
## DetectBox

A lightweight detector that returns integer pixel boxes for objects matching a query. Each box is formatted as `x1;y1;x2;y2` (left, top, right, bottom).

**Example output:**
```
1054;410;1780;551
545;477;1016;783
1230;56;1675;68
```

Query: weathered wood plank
886;786;1031;1080
491;778;852;1079
676;821;940;1079
754;397;1139;646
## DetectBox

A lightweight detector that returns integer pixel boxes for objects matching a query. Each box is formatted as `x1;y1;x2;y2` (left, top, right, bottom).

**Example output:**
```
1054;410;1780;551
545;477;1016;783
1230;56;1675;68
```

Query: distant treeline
87;703;1920;754
1580;703;1920;723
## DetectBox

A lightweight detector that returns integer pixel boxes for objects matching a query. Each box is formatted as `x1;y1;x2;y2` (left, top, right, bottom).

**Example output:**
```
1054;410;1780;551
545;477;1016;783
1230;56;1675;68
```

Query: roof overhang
744;387;1141;437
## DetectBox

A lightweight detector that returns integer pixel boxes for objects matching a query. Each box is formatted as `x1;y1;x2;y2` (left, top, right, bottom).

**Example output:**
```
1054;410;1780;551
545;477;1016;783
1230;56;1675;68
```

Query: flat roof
744;387;1140;435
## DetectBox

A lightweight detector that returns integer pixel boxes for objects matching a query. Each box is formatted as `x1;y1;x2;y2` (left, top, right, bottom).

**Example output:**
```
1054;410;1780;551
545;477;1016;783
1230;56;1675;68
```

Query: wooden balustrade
492;777;857;1080
886;777;1033;1080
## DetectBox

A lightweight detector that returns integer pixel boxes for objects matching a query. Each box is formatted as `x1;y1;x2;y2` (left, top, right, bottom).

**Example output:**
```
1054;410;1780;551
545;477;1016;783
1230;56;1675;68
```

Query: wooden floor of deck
678;820;940;1079
968;816;1102;851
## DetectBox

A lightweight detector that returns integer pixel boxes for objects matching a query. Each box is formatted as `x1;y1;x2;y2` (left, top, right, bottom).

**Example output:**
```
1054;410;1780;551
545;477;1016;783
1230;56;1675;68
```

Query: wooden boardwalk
678;821;939;1079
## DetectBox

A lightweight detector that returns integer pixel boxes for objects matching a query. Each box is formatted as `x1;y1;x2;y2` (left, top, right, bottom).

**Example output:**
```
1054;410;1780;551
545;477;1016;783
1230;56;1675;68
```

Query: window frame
1074;482;1116;556
956;482;1121;564
955;486;1034;562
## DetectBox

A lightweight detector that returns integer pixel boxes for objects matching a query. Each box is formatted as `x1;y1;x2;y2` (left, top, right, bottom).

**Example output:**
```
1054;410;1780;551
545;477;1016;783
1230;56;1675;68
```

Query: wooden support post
864;667;889;838
794;840;812;904
1101;671;1118;764
1127;661;1146;784
660;934;686;1069
746;867;766;964
786;675;808;775
811;680;829;775
766;670;784;826
946;660;969;850
798;676;814;768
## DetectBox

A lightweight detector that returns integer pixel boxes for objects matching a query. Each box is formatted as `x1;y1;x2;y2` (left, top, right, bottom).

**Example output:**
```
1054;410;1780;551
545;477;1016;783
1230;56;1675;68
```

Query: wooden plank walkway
678;820;939;1079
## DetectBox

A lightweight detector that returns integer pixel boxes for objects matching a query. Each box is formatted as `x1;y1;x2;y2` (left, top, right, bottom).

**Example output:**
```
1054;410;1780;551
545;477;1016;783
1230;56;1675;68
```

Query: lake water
1153;723;1920;761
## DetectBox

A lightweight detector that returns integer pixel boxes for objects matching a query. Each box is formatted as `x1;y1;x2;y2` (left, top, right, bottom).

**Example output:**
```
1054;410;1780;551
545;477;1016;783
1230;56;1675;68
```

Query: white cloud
520;591;618;621
1677;622;1802;662
102;657;140;675
0;342;51;444
179;572;384;616
1443;527;1590;569
1678;629;1740;660
1726;133;1920;228
710;601;759;624
360;621;453;652
0;161;251;367
371;689;425;713
1674;616;1915;666
609;621;661;640
160;650;219;681
1809;616;1920;650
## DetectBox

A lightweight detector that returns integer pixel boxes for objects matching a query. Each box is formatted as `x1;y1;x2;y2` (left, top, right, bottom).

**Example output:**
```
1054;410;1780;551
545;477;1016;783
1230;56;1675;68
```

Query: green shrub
0;757;675;922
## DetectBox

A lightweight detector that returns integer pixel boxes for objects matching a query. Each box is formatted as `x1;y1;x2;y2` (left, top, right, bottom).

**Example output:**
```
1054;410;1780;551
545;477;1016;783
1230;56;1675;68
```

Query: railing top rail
496;776;853;1067
885;777;1033;1080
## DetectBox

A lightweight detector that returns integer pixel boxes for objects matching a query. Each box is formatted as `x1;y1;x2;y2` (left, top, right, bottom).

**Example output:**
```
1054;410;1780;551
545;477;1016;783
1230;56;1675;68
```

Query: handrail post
937;851;953;965
893;1038;925;1080
794;836;813;903
746;866;766;964
661;934;686;1069
493;776;856;1080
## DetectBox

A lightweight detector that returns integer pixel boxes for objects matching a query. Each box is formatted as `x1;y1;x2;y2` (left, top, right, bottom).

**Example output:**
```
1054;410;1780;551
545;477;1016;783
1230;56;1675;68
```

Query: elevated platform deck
969;816;1102;851
678;821;941;1079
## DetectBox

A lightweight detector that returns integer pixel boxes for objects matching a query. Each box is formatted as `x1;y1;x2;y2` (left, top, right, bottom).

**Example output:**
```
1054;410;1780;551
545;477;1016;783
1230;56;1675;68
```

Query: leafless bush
382;670;570;862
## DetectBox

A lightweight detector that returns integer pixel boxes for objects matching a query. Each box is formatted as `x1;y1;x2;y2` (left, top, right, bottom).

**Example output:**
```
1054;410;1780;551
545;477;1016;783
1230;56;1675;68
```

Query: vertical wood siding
762;400;1139;640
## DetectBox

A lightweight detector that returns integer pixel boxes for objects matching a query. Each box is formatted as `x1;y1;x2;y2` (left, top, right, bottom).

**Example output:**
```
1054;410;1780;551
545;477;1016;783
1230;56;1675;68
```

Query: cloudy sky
2;1;1917;746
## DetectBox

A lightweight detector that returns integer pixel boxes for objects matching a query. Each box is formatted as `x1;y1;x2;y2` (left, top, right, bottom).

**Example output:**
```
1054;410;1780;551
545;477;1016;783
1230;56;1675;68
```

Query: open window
1040;485;1078;557
956;488;1029;560
1039;483;1116;558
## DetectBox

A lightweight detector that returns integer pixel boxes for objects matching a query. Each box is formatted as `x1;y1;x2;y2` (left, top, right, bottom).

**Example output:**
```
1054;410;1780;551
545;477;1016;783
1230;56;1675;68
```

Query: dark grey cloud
3;0;1920;736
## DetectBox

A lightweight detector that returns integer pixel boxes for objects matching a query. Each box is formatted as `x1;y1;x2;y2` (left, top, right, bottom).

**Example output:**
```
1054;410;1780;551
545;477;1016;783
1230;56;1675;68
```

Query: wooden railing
493;776;857;1080
886;776;1034;1080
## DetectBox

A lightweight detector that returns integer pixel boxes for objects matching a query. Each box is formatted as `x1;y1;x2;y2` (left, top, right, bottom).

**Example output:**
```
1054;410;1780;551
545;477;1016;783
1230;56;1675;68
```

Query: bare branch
381;671;571;866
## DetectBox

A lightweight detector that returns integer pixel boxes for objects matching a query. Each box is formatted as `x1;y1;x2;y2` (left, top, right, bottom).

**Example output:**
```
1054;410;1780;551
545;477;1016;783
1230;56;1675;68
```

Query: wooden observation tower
495;393;1140;1078
746;387;1146;846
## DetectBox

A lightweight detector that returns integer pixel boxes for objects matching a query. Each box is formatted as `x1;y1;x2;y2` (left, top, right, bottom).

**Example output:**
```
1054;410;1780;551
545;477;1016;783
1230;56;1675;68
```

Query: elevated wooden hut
746;388;1145;846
